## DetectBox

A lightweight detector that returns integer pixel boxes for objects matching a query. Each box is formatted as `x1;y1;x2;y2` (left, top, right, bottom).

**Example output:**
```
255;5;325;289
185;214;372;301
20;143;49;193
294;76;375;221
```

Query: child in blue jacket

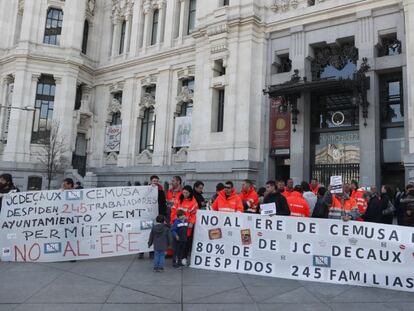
171;209;189;267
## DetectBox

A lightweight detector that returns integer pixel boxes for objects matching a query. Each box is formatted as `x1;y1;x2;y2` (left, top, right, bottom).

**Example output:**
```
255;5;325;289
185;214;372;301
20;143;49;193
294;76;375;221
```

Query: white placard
104;125;122;152
260;203;277;216
330;176;343;193
173;116;192;148
0;186;158;262
191;210;414;293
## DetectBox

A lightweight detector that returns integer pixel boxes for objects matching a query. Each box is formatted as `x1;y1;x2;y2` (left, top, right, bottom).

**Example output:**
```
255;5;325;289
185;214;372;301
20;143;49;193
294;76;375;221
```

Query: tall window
217;89;225;132
119;21;126;54
221;0;230;6
81;20;89;54
32;76;56;143
140;108;156;152
187;0;196;35
151;10;159;45
74;84;82;110
111;92;122;125
44;8;63;45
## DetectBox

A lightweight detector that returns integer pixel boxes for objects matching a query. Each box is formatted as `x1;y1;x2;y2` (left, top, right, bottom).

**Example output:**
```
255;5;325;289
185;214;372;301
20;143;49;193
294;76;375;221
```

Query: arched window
119;20;126;54
187;0;197;34
151;10;159;45
140;108;156;152
82;20;89;54
44;8;63;45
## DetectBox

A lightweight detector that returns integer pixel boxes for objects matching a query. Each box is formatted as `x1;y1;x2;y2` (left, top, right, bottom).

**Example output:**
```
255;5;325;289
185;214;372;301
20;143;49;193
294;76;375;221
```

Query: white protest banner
260;203;276;216
330;176;343;193
0;186;158;262
191;210;414;292
173;116;192;148
104;125;122;152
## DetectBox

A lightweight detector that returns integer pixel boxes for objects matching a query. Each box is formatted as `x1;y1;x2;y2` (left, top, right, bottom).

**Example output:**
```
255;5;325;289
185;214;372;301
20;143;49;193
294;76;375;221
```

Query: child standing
148;215;172;272
171;209;189;267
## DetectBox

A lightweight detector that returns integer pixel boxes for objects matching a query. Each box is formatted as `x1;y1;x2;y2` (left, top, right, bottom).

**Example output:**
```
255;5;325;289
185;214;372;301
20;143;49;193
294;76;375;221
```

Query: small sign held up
330;176;343;193
260;203;277;216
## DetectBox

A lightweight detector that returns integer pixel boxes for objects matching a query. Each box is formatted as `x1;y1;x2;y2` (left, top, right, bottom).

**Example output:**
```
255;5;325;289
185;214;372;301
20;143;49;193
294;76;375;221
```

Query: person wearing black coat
193;181;207;210
380;185;394;225
0;173;20;212
150;175;167;216
363;192;383;223
262;180;290;216
312;187;330;218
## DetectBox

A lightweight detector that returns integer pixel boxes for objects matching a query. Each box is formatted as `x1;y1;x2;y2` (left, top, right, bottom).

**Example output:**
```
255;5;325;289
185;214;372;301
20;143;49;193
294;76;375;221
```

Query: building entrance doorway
310;91;360;187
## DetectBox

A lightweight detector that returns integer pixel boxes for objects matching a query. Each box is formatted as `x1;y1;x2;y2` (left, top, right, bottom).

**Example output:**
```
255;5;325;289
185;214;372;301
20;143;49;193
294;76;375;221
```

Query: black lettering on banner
201;215;218;226
297;222;317;234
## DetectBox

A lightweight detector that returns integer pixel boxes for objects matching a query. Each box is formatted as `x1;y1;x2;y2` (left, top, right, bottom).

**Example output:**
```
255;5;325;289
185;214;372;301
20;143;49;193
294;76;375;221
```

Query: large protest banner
192;210;414;292
0;186;158;262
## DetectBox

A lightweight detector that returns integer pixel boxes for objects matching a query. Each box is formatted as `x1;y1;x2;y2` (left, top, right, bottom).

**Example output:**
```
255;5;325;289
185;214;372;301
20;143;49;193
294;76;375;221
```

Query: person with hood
170;185;198;265
399;187;414;226
286;185;310;217
380;185;395;224
0;173;20;211
262;180;290;215
211;181;244;213
193;180;207;210
239;179;259;213
148;215;172;272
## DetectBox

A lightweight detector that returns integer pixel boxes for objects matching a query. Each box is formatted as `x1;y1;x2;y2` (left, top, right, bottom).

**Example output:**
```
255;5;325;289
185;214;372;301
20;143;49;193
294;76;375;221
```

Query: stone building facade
0;0;413;191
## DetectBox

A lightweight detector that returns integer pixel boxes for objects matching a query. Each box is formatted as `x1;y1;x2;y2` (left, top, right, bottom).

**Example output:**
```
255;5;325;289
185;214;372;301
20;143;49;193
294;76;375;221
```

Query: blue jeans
154;250;165;269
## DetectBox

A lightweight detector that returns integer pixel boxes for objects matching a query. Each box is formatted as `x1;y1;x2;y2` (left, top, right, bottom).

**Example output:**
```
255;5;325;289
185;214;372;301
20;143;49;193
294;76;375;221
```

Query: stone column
61;0;86;50
142;2;153;49
129;0;142;56
162;0;176;47
403;0;414;182
178;0;187;40
0;76;13;142
152;67;171;166
156;1;166;45
19;0;42;44
111;18;121;57
355;10;379;187
118;77;135;167
124;13;132;55
54;72;78;163
3;68;32;162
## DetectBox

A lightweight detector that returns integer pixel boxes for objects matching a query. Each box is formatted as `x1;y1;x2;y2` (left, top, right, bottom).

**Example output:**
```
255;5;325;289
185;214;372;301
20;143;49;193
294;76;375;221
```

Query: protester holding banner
211;181;244;213
380;185;395;224
325;184;360;221
363;189;383;223
262;180;290;215
350;180;368;220
150;175;167;216
239;179;259;213
311;187;330;218
398;187;414;226
286;185;310;217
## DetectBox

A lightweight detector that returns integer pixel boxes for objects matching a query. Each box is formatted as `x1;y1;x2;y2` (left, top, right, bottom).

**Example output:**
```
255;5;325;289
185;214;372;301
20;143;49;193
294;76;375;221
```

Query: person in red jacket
350;180;367;220
287;185;310;217
212;181;244;213
239;179;259;213
283;178;294;199
166;176;183;220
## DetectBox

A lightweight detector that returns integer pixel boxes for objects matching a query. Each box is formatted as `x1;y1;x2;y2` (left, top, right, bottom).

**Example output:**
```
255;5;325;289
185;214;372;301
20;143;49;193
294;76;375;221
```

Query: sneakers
181;258;187;266
153;267;164;272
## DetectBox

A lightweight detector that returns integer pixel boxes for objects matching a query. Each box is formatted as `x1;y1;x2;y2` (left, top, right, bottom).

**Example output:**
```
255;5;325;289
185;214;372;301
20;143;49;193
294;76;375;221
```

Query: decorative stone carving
140;75;157;87
173;148;188;163
176;86;194;104
80;86;93;114
139;93;156;109
108;97;122;114
207;24;228;37
109;81;124;93
18;0;24;15
271;0;299;12
177;66;195;80
105;152;118;165
136;149;152;164
86;0;96;16
112;0;134;21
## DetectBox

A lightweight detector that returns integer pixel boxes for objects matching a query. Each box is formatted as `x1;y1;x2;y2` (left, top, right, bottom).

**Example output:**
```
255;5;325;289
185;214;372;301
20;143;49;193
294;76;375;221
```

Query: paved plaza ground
0;255;413;311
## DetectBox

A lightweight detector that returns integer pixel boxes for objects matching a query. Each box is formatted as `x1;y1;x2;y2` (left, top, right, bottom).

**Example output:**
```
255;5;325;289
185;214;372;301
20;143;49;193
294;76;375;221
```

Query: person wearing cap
211;181;244;213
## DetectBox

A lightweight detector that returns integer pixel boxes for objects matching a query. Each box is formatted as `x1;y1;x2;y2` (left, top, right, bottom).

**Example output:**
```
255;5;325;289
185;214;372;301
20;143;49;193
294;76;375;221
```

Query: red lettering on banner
63;241;76;257
14;245;27;262
100;235;114;254
76;240;89;257
28;243;41;261
128;233;140;252
116;234;126;251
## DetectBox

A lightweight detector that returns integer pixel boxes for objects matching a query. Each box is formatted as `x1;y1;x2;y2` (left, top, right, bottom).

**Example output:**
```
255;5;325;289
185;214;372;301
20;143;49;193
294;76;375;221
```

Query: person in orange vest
170;185;198;266
350;180;367;220
166;176;183;221
211;181;244;213
325;184;360;221
239;179;259;213
286;185;310;217
283;178;294;199
310;178;319;195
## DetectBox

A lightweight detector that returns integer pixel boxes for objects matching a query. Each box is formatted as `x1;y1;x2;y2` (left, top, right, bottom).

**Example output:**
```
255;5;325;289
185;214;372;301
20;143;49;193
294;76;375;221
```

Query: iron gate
311;163;360;188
